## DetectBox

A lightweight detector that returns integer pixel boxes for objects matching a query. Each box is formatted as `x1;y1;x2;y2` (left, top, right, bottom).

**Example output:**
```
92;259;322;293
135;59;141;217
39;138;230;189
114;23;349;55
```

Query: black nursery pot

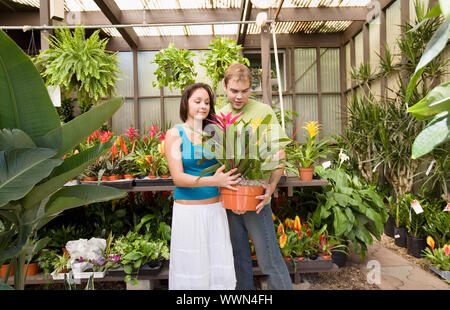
383;215;395;238
394;226;407;248
331;251;348;268
406;235;426;258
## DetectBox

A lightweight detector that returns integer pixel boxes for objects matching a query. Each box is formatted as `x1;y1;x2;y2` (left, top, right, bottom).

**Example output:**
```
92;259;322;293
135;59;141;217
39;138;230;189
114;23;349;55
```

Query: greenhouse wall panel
386;0;402;65
320;48;340;93
295;95;318;143
294;48;317;92
139;98;162;133
354;31;363;69
345;43;351;89
116;52;134;98
112;99;134;135
138;51;160;97
368;16;380;72
163;97;183;129
322;94;341;140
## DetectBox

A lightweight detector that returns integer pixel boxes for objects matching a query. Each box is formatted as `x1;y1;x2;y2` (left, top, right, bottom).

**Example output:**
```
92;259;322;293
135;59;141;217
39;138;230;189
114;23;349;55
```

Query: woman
165;83;241;290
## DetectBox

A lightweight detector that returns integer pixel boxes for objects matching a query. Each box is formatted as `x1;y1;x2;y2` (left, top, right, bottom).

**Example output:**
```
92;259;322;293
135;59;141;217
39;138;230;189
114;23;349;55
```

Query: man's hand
254;183;275;214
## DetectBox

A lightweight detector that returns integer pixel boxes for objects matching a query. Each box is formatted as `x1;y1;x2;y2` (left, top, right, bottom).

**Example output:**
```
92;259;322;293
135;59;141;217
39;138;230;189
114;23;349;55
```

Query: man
219;63;293;290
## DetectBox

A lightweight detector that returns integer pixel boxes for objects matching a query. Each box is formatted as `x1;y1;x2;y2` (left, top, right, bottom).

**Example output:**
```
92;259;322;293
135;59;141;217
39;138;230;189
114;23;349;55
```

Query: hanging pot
394;226;407;248
220;185;264;212
298;167;314;181
406;235;426;258
383;215;395;238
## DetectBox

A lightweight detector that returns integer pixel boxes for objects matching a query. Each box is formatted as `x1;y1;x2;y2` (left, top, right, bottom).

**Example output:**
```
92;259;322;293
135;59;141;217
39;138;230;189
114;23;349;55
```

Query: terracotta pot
123;174;135;179
283;257;292;262
83;176;97;182
148;175;157;179
62;248;70;258
161;174;170;179
25;262;39;276
109;174;123;181
320;254;332;260
294;256;306;261
101;175;110;181
0;264;14;277
298;167;314;181
220;186;264;212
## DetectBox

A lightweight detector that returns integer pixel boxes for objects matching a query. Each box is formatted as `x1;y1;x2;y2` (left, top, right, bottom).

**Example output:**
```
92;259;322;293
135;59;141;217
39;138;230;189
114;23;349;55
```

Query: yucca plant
33;27;120;113
0;29;126;290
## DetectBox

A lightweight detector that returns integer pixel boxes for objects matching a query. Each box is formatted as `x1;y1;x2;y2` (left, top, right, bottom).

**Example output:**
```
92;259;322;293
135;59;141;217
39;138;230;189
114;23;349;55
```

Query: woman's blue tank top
173;125;220;200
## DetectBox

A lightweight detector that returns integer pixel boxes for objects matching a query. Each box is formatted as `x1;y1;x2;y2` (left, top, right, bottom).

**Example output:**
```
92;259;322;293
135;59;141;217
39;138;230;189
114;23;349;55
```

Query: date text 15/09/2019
176;294;273;307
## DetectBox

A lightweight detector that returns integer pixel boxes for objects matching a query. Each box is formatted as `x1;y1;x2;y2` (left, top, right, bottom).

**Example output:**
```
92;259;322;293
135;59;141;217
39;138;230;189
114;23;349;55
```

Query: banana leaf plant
406;0;450;159
0;29;126;290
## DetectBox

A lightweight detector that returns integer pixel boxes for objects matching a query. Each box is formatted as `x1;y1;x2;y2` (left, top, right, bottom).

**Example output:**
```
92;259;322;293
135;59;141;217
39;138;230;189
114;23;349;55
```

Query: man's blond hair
223;63;252;87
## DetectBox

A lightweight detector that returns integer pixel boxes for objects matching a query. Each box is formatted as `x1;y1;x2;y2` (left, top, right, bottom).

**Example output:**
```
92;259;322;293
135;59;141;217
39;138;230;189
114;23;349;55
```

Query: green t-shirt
218;99;290;205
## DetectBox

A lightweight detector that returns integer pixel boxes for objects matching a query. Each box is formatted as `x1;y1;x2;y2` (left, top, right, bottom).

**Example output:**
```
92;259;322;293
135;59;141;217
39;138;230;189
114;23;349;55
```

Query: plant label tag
394;234;400;239
411;200;423;214
444;203;450;212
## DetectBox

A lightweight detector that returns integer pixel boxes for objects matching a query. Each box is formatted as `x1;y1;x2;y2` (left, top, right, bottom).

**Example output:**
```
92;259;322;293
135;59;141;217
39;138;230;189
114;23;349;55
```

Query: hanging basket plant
34;27;121;113
200;37;250;91
151;43;197;93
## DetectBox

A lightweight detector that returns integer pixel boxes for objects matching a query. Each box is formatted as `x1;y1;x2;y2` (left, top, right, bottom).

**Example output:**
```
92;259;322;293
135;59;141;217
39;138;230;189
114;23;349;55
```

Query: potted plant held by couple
199;112;290;212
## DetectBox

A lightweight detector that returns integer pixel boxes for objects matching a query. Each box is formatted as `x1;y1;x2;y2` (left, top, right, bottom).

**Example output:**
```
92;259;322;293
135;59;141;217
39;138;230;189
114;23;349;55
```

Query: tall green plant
200;37;250;91
312;165;387;260
33;27;120;113
0;30;126;290
405;0;450;159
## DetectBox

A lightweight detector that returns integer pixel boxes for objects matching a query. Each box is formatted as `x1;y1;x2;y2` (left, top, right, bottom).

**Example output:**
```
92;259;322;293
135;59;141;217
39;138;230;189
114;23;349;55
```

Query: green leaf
0;148;62;207
406;19;450;103
408;81;450;120
0;30;61;140
22;140;114;210
36;96;123;158
412;112;449;159
0;129;36;151
45;184;126;217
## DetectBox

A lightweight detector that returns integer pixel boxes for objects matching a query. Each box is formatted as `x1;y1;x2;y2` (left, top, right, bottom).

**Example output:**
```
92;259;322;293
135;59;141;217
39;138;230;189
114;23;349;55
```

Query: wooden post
39;0;51;51
380;8;387;99
261;24;272;106
316;47;323;137
133;47;140;131
339;45;347;135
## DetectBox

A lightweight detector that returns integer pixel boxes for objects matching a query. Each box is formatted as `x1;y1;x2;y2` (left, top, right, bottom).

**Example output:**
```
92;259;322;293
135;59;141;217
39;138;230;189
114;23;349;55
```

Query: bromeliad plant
0;30;126;290
286;121;329;171
200;112;289;184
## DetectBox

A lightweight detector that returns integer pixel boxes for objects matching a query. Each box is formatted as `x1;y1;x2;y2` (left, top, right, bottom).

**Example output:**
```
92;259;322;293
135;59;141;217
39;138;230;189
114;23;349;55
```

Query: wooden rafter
93;0;139;49
236;0;252;46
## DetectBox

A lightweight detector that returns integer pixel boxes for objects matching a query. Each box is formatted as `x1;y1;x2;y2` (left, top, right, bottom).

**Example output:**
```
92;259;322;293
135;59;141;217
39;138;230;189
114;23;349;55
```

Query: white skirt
169;201;236;290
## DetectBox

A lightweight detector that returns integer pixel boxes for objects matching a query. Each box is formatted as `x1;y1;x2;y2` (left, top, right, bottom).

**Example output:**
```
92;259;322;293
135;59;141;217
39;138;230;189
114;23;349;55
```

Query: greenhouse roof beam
237;0;252;46
93;0;139;49
0;7;371;28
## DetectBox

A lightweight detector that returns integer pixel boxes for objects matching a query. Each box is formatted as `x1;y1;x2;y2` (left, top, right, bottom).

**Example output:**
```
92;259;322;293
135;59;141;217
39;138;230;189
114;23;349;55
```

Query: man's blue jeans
226;203;293;290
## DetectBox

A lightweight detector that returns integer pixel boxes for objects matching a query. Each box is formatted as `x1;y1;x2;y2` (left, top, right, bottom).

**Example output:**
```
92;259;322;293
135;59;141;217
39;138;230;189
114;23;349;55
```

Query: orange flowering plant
423;236;450;271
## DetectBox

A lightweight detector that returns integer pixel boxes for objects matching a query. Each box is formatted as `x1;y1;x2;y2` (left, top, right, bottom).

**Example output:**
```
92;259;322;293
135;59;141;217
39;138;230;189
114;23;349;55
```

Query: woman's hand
213;165;241;190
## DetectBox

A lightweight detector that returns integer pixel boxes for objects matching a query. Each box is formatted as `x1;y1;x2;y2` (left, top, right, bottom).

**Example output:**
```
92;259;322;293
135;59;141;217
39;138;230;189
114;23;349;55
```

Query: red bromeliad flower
307;229;311;237
427;236;435;254
320;235;325;250
148;125;160;139
99;130;113;143
125;127;139;141
209;112;242;132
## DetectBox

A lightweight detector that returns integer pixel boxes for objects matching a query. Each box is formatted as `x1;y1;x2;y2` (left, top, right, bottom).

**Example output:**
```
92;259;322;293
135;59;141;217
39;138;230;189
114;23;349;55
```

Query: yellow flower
279;234;287;248
250;117;263;131
427;236;435;253
294;216;301;233
303;121;321;139
158;141;165;155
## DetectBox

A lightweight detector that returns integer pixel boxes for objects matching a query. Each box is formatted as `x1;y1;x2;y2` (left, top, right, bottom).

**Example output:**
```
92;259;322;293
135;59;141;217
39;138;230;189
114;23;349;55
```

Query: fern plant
34;27;120;113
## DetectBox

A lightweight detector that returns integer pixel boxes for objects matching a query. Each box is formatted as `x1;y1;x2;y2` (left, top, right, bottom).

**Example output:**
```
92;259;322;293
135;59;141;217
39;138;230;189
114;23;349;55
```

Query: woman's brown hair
179;83;216;129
